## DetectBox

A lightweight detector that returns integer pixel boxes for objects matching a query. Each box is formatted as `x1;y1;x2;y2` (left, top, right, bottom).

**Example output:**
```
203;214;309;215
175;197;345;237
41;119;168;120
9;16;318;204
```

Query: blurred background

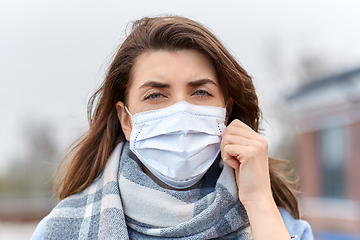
1;0;360;239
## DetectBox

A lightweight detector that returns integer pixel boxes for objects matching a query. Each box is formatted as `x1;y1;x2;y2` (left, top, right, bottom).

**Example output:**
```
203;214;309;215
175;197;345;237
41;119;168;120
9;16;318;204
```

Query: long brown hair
54;15;300;219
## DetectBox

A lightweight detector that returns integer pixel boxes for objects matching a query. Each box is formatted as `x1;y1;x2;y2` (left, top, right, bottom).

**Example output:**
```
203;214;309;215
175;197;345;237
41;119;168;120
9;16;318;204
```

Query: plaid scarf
42;142;252;239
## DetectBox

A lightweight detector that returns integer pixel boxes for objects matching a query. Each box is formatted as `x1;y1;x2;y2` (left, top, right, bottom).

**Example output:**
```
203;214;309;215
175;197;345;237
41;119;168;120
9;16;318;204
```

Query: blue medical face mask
126;101;226;189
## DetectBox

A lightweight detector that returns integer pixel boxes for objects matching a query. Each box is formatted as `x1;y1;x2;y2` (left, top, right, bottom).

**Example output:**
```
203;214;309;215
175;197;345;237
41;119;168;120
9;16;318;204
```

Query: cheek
216;91;226;108
211;84;225;106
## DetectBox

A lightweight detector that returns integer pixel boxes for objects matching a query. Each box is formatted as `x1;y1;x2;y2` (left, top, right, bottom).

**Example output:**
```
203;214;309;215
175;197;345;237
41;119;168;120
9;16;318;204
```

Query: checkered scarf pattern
42;142;252;239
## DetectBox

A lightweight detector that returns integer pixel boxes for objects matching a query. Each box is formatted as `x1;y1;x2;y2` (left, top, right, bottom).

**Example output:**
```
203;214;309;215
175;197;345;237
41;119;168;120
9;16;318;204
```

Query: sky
1;0;360;173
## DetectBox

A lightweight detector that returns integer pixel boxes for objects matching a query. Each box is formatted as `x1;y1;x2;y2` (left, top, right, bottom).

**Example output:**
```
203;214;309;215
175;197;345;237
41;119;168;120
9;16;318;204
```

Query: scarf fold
42;142;253;240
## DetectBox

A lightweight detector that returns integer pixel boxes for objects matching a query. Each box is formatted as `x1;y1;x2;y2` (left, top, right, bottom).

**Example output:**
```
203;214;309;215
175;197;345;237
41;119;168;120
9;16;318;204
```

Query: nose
171;91;190;106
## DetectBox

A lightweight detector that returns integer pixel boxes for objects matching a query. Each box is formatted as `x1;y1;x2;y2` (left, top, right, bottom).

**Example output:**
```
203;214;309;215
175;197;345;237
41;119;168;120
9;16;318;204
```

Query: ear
116;101;132;141
225;98;234;125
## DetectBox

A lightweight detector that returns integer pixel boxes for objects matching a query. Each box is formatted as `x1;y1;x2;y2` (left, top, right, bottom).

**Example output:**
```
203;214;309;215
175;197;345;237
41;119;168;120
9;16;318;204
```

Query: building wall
288;68;360;235
296;119;360;235
345;121;360;201
297;131;321;197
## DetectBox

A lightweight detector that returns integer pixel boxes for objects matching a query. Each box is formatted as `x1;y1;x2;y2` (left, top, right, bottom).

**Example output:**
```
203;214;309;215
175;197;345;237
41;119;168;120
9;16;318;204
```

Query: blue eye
194;89;212;97
195;90;206;96
144;91;163;100
150;93;161;99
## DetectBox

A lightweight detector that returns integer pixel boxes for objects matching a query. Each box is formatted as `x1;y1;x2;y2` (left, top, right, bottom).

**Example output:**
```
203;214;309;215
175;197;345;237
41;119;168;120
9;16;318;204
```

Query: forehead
129;50;218;86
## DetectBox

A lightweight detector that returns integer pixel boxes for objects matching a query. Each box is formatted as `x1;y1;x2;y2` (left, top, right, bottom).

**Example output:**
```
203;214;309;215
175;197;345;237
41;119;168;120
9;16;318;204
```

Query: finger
222;157;240;169
221;144;252;169
222;144;258;162
220;134;254;151
222;127;253;140
221;146;251;170
227;119;254;131
222;121;257;139
222;122;267;147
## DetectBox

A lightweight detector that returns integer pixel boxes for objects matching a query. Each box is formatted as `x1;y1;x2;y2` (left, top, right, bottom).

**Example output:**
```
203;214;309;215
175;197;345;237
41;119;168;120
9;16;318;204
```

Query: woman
31;16;313;239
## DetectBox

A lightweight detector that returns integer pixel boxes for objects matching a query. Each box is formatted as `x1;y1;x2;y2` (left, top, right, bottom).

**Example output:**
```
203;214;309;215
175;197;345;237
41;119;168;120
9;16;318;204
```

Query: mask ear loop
124;106;133;117
124;106;135;128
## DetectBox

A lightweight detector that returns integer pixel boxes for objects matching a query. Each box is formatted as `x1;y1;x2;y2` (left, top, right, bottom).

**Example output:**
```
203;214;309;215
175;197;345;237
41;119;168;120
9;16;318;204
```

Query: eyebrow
138;81;171;89
187;78;218;87
138;78;217;89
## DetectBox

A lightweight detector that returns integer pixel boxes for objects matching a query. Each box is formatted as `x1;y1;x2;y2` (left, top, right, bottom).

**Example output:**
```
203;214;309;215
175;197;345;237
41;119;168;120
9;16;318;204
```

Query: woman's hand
220;119;291;240
220;119;272;206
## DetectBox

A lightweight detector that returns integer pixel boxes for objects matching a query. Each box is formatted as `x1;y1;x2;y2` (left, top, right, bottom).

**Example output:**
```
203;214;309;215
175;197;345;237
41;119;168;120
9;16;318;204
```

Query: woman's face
116;49;225;141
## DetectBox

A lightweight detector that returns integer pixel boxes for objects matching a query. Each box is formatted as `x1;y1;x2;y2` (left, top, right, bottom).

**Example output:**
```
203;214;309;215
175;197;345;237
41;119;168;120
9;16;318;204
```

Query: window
319;126;344;198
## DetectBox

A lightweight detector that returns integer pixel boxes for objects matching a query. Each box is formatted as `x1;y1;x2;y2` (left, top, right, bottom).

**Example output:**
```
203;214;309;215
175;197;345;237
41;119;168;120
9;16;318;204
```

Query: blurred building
0;121;59;222
287;67;360;235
